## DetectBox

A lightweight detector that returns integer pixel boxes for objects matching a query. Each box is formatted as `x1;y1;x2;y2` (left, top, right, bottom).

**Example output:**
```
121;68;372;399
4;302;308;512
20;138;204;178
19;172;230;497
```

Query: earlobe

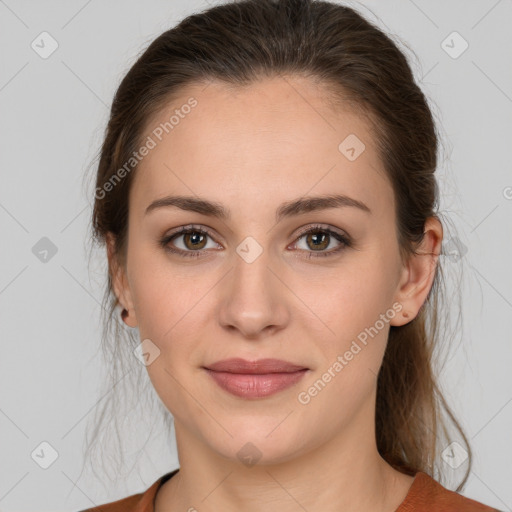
106;232;138;328
390;217;443;326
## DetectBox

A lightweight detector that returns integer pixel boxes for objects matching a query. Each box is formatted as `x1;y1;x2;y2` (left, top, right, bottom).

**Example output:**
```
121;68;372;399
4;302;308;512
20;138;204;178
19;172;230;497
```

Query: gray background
1;0;511;510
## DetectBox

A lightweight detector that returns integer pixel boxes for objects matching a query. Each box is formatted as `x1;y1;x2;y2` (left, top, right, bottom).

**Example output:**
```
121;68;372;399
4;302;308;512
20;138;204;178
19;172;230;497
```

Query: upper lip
203;358;308;374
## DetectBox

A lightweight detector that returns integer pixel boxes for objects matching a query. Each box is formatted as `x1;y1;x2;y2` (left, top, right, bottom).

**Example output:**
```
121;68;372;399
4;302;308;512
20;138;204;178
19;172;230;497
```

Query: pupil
309;232;328;250
187;232;204;248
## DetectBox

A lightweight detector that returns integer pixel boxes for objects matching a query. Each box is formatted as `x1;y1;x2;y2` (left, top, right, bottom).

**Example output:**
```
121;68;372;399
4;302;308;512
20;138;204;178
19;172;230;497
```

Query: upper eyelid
166;223;348;246
294;223;347;238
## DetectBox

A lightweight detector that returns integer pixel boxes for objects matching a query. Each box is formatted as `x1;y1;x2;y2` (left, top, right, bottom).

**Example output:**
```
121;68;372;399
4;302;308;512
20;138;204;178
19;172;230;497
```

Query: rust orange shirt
79;469;501;511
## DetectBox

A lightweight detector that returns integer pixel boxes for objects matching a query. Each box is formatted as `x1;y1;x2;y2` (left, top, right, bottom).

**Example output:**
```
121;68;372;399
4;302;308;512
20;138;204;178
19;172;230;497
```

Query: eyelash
159;223;352;259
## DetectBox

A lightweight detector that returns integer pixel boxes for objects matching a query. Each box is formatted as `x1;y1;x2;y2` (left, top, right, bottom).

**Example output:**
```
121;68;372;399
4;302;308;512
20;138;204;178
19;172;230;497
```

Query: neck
155;397;415;512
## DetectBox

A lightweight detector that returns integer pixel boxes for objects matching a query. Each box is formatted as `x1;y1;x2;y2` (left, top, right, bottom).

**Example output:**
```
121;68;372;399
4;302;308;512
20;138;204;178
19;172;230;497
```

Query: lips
204;358;308;374
203;358;309;399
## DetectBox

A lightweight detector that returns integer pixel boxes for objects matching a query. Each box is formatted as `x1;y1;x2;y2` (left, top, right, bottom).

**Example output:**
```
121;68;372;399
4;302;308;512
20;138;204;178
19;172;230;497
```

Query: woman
80;0;499;510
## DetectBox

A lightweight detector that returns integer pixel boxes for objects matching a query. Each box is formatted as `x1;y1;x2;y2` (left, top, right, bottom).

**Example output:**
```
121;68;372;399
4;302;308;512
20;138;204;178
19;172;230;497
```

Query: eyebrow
145;193;371;222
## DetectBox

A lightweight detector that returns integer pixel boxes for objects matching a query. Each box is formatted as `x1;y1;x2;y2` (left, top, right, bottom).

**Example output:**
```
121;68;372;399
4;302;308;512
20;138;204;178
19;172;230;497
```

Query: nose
217;248;290;339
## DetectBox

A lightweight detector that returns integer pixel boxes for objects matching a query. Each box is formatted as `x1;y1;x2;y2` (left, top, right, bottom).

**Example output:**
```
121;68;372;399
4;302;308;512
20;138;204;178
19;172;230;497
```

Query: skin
107;74;443;512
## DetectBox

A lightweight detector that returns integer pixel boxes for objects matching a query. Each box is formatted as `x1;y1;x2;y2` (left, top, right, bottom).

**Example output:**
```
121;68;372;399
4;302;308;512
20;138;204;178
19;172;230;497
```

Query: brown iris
306;231;329;251
184;231;207;250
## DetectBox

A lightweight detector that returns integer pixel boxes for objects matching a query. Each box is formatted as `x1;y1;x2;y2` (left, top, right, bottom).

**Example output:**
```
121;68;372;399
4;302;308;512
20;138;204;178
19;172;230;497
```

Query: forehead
131;75;394;221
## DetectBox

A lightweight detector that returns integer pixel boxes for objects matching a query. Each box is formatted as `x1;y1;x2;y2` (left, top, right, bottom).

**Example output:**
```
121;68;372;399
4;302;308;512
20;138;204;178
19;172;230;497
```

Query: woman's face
113;75;413;465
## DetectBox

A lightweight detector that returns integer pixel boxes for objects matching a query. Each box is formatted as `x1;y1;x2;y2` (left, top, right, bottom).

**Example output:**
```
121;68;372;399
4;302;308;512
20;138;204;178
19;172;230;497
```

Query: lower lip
204;369;308;398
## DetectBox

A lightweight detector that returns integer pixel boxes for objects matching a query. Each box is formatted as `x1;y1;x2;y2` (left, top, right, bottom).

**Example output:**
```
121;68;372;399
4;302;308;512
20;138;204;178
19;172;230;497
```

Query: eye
159;223;352;259
160;225;220;258
291;224;351;258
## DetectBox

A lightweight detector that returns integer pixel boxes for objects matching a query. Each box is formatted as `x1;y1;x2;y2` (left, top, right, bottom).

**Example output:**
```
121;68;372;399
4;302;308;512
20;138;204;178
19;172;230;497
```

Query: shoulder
78;492;144;512
76;471;173;512
397;472;501;512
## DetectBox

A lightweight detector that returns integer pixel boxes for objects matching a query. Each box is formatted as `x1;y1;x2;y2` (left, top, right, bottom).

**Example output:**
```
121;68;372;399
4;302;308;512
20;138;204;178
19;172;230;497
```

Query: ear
390;217;443;326
106;232;138;328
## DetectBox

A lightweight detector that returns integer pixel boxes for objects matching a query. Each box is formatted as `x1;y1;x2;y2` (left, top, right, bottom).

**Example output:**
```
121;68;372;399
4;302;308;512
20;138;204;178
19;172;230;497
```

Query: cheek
129;255;208;339
133;271;203;417
294;270;394;424
297;258;395;344
292;261;397;409
129;262;217;406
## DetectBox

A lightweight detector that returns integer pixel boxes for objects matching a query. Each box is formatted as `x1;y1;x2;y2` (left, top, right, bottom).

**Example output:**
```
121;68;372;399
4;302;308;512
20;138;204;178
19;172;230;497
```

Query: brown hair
82;0;471;491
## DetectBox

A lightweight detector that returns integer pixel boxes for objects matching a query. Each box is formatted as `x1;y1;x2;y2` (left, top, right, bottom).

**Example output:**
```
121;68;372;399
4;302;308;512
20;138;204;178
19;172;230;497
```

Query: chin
200;420;308;467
